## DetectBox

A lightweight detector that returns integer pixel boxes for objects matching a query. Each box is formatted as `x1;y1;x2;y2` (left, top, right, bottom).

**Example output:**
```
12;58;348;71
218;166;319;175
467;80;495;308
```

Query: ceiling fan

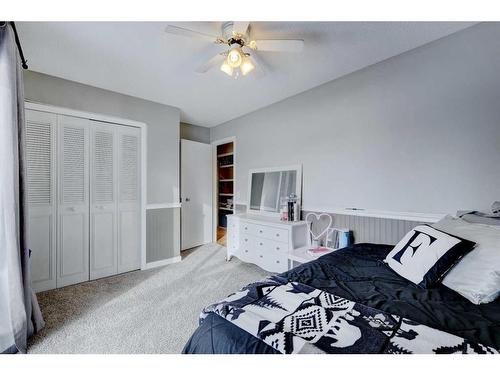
165;21;304;78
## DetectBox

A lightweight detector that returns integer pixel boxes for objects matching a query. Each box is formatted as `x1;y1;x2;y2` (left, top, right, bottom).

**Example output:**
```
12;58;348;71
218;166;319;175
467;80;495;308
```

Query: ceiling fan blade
165;25;219;42
253;39;304;52
195;54;225;73
232;21;250;36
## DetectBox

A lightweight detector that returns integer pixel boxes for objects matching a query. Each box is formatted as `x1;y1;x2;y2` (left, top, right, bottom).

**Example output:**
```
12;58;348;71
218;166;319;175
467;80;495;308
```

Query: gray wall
146;208;180;262
180;122;210;144
211;23;500;215
24;71;181;260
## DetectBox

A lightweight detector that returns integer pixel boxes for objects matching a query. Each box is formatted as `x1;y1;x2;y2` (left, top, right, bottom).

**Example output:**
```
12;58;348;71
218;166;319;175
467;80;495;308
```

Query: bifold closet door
26;110;57;292
90;122;118;279
117;126;141;273
57;115;90;288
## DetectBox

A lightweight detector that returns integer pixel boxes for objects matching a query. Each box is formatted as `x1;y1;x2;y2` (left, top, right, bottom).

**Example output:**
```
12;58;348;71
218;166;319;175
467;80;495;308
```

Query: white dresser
227;213;308;273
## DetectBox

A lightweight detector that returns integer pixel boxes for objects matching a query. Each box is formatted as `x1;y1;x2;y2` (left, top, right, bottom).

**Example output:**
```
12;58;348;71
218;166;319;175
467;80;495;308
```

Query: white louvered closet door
26;110;57;292
57;115;90;287
117;125;141;273
90;122;118;279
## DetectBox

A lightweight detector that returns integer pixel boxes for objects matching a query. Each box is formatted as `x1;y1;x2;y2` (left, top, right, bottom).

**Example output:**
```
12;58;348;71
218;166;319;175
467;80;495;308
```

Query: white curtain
0;22;44;354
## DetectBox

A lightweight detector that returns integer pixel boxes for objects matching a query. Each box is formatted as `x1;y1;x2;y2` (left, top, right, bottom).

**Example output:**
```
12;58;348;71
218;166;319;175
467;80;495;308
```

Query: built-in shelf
216;141;234;235
217;152;233;158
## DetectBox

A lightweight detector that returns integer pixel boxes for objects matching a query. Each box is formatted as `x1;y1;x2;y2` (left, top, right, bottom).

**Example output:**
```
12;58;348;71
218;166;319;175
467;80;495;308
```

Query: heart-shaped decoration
305;212;333;241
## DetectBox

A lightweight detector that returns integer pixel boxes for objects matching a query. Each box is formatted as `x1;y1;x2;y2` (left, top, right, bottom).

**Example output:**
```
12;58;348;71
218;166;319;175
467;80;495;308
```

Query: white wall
211;23;500;215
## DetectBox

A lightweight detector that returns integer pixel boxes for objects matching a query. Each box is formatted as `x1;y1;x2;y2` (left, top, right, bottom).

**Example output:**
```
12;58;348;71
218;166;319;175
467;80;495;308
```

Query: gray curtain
0;22;44;354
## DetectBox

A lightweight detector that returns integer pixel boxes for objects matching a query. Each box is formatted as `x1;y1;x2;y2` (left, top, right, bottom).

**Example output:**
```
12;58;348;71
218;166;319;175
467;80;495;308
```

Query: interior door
181;139;213;250
57;115;90;287
26;109;57;292
117;126;141;273
90;122;118;279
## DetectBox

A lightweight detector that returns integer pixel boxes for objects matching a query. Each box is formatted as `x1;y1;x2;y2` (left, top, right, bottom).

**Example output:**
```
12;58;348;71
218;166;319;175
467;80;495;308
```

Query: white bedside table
288;247;335;269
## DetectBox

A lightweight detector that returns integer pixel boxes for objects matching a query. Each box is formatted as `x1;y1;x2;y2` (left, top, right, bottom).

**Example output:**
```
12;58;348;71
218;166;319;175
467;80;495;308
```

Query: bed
182;243;500;354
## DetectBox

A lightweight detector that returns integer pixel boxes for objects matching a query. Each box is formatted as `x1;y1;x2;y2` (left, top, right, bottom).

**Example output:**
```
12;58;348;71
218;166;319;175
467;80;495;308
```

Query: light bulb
220;61;233;76
240;57;255;76
227;47;242;68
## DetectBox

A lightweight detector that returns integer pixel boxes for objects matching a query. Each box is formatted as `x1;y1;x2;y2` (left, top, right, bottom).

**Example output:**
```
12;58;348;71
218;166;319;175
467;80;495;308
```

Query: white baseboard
142;256;182;270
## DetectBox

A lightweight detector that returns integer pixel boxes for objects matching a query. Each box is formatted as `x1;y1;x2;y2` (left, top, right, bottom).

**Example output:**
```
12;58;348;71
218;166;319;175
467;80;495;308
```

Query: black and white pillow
385;225;475;288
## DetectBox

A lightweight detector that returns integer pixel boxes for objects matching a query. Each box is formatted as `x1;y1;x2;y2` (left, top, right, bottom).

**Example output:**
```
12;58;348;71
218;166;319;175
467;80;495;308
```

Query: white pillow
433;215;500;304
384;225;475;288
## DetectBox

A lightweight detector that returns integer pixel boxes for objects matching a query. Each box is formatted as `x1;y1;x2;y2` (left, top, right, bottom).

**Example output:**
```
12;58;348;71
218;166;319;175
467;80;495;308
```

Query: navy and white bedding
183;244;500;354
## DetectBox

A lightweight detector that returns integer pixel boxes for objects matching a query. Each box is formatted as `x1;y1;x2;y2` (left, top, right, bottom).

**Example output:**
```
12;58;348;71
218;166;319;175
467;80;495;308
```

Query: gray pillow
457;211;500;226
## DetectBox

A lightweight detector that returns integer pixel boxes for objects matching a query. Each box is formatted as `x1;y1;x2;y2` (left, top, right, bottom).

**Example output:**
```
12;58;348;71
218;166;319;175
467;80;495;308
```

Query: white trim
26;101;149;272
146;203;181;210
211;136;237;242
141;256;182;270
140;123;147;270
25;101;145;128
302;206;445;223
228;202;443;222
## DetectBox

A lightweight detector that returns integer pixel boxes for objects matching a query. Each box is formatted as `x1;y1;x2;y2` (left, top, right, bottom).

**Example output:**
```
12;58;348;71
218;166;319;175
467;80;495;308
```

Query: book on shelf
325;228;352;250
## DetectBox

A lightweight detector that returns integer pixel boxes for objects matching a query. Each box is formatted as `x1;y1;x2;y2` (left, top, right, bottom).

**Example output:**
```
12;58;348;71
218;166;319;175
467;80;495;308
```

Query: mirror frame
247;164;302;217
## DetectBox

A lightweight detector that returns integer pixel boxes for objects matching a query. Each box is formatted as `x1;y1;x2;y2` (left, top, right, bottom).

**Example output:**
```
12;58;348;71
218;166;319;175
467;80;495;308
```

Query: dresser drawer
241;223;288;243
252;236;288;255
254;248;287;273
238;241;254;263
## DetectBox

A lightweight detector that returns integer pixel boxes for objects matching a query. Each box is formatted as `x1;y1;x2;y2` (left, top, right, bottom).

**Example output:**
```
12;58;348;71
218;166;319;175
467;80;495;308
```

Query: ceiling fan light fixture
227;47;243;68
240;57;255;76
220;61;233;76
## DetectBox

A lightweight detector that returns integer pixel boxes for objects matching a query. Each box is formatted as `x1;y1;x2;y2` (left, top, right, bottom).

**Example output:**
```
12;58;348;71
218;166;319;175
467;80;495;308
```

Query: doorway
213;139;235;246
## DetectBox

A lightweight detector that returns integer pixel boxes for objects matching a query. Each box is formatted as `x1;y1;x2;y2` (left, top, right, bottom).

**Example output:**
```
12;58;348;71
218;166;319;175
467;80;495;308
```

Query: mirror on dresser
247;165;302;216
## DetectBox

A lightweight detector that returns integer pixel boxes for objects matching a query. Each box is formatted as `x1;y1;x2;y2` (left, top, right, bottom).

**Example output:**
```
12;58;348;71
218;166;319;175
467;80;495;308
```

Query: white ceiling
17;22;475;127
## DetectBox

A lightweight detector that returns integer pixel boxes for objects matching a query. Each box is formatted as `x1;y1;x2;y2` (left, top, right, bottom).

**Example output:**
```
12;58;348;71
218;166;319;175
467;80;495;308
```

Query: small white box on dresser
227;213;308;273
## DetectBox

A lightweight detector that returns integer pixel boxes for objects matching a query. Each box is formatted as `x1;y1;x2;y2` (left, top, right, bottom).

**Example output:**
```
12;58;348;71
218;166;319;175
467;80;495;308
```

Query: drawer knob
259;255;263;258
245;250;248;253
259;230;263;233
276;233;280;237
259;242;263;246
276;247;280;250
244;227;248;230
244;238;248;242
276;260;280;264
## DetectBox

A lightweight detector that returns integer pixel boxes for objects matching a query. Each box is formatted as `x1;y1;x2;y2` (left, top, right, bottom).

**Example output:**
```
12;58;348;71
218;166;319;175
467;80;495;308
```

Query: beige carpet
28;243;269;353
